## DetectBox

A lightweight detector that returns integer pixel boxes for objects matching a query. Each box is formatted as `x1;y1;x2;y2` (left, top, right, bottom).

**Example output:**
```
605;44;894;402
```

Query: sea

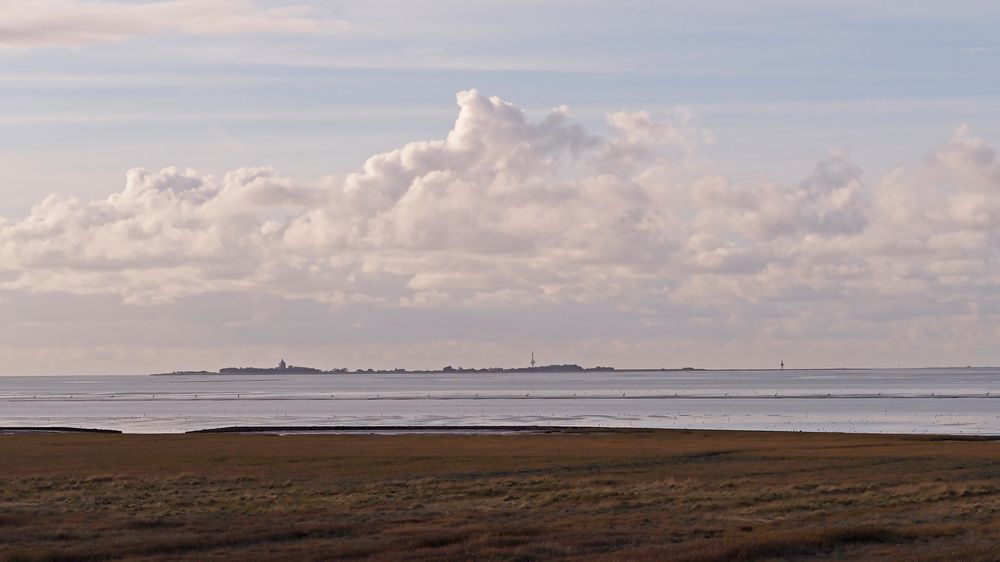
1;368;999;434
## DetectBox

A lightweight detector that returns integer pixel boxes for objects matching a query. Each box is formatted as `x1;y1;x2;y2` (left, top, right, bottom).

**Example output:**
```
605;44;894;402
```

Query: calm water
1;368;999;434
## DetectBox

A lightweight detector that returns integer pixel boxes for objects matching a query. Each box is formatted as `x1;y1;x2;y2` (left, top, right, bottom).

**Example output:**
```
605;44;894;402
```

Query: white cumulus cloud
2;89;1000;367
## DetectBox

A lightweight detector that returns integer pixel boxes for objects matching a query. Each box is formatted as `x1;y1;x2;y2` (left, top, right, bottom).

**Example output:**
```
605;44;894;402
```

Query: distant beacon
279;359;287;370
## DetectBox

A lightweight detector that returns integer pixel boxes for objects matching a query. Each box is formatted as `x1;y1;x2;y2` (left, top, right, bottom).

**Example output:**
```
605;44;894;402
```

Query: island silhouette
150;359;647;376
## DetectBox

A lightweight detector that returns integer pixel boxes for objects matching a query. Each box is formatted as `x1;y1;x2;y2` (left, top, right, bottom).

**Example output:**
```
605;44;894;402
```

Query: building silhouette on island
219;359;346;375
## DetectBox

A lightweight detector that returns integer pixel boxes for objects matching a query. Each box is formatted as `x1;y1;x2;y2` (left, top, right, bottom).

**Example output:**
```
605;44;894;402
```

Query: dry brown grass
1;429;999;561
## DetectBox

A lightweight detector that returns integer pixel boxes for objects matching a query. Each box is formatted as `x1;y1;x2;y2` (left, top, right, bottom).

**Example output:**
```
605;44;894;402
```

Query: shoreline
149;365;998;376
0;426;122;434
0;365;994;377
4;425;1000;439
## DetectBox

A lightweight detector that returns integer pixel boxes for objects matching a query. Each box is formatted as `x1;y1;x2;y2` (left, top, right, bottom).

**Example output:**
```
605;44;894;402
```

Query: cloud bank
2;90;1000;369
0;0;352;49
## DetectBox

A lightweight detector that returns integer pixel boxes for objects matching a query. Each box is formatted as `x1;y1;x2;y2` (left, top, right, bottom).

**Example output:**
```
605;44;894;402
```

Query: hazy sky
3;0;1000;373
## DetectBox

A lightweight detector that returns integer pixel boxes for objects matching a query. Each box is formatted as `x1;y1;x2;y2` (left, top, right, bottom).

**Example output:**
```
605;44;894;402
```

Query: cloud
0;0;354;50
2;89;1000;367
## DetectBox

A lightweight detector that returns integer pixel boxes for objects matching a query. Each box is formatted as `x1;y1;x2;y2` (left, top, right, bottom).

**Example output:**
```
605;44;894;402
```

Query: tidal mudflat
2;429;999;561
3;369;1000;434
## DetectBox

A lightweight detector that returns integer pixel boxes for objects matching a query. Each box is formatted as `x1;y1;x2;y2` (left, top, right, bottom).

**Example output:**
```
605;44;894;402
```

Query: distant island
218;359;348;375
412;364;615;374
151;359;703;376
152;359;348;376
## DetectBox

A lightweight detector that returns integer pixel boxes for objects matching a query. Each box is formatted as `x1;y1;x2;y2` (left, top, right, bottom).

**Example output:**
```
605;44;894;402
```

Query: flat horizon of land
148;364;1000;376
2;429;999;561
150;362;627;376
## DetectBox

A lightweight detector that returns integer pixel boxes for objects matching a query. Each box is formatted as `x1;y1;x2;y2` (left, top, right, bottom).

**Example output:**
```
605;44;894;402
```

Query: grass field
1;429;999;561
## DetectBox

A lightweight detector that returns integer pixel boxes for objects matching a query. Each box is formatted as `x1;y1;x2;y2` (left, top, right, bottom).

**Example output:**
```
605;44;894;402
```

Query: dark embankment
1;430;999;561
187;425;643;434
0;427;121;434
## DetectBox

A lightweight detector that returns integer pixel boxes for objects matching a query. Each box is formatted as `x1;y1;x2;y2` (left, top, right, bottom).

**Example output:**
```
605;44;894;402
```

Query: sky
2;0;1000;374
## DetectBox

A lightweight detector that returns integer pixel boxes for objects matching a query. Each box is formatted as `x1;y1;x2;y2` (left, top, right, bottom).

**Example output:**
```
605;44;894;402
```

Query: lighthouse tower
530;352;536;368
